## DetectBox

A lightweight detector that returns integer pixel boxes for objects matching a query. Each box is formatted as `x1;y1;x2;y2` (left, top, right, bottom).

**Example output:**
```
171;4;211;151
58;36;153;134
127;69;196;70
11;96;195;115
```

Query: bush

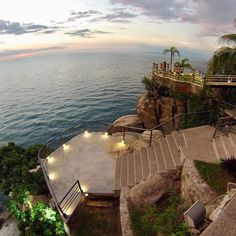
220;156;236;177
142;76;153;91
129;189;189;236
0;143;46;194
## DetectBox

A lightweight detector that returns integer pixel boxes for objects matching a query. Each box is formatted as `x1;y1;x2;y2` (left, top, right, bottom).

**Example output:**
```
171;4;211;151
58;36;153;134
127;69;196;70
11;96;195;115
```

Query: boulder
107;115;144;134
136;93;159;129
129;174;175;208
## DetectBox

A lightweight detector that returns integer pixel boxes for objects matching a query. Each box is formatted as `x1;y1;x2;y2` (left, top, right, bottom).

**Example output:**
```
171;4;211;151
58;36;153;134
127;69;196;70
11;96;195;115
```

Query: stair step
172;131;185;147
153;141;167;173
127;153;135;186
147;146;158;176
121;156;128;187
140;147;149;180
134;150;142;184
221;135;233;158
114;158;121;190
166;135;182;167
159;137;175;170
213;137;226;160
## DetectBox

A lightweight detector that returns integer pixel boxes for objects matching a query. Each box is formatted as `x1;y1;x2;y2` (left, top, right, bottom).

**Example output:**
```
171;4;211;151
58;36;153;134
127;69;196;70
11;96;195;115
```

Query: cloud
90;8;137;23
0;20;59;35
68;10;101;22
0;46;66;58
109;0;236;37
65;29;111;38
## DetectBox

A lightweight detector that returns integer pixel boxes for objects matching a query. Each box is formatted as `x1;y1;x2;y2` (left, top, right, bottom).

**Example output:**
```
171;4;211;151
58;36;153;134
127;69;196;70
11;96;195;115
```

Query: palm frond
219;34;236;46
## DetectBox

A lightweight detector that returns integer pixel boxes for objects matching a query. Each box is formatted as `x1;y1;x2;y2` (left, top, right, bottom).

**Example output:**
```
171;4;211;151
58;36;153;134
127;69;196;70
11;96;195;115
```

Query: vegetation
142;76;153;91
207;19;236;75
0;143;47;195
195;160;236;194
163;46;180;70
174;58;193;73
129;189;189;236
7;189;65;235
220;156;236;177
72;205;121;236
0;142;65;235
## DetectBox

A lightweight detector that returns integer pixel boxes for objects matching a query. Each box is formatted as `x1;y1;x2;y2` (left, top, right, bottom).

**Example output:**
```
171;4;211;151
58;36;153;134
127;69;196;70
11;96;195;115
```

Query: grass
71;204;121;236
128;190;189;236
194;160;236;194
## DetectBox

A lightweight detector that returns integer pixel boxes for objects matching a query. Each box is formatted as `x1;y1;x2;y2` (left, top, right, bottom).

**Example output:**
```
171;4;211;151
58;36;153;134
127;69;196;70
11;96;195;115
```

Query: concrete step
134;150;142;184
172;131;186;148
153;141;167;173
229;134;236;156
140;147;149;180
121;156;128;187
213;136;228;160
166;134;182;167
114;158;121;190
127;153;135;187
147;145;158;176
221;135;236;157
159;137;176;171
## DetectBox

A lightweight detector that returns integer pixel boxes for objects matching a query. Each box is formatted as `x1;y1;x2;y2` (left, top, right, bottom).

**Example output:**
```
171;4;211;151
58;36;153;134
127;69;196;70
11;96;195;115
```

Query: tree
163;46;180;70
208;20;236;75
174;58;192;73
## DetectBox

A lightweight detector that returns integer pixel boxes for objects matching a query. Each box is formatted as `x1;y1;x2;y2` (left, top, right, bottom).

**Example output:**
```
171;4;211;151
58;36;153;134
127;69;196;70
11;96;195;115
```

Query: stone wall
153;73;202;95
181;159;217;205
119;187;133;236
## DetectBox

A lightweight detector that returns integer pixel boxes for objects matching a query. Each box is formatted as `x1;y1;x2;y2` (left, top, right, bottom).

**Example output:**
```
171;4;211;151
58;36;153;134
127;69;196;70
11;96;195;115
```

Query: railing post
60;135;64;146
149;129;153;146
77;180;84;194
209;111;213;124
123;127;126;141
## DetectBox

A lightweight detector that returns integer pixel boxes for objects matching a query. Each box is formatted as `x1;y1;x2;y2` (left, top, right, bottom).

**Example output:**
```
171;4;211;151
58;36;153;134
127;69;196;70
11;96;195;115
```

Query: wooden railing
205;75;236;83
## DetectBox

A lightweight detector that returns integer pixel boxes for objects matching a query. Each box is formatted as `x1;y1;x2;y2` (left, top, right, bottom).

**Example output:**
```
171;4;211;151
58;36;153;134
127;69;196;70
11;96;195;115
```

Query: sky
0;0;235;60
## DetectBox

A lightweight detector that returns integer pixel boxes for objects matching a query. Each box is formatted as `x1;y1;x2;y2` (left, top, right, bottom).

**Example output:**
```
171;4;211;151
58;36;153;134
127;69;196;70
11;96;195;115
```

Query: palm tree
174;58;192;73
208;19;236;75
163;46;180;71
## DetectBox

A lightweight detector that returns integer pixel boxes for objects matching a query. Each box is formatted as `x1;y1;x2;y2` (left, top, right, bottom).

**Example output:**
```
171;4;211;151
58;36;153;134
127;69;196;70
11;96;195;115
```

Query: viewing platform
152;63;236;89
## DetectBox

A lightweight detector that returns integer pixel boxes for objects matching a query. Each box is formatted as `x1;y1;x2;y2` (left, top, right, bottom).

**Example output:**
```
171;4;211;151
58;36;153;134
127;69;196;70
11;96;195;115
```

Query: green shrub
0;143;46;194
142;76;153;91
220;156;236;177
129;189;189;236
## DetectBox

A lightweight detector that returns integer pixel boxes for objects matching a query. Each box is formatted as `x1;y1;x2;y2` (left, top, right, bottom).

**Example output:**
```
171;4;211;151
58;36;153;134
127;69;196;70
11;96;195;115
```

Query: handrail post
123;127;126;141
149;129;153;146
77;180;84;194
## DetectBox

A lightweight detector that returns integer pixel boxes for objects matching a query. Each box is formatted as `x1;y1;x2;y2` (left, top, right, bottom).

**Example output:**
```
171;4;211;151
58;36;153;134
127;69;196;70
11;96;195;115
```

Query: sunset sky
0;0;235;60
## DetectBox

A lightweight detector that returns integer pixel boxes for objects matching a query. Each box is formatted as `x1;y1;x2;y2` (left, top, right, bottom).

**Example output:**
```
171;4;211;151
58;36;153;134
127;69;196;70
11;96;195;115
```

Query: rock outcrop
107;114;144;133
136;92;186;129
129;173;179;208
181;159;217;205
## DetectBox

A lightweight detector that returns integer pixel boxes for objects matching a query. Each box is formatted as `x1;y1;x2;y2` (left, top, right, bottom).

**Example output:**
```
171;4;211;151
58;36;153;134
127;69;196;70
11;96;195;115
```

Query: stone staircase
114;125;236;190
114;131;185;190
213;133;236;161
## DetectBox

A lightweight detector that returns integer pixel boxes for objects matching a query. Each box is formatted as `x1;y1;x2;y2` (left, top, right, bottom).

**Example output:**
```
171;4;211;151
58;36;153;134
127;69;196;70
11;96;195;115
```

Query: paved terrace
42;132;144;216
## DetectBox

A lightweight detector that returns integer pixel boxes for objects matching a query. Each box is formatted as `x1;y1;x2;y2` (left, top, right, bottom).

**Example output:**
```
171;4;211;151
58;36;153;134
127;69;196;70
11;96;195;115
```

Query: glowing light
85;193;89;197
84;130;91;137
63;144;70;151
228;79;231;83
47;156;55;164
48;173;56;181
102;132;109;139
117;140;126;149
64;207;73;216
81;184;89;192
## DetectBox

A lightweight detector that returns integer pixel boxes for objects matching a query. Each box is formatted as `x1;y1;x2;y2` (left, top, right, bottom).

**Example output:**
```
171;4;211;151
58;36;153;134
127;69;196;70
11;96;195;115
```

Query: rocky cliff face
136;91;186;129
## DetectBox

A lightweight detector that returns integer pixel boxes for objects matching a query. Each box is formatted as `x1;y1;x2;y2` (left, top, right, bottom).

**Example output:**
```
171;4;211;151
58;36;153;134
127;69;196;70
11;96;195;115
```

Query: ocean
0;52;207;147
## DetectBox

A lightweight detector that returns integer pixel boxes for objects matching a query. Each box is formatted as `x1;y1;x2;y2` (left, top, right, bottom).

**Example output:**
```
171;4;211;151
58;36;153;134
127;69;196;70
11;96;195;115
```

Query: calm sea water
0;52;207;147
